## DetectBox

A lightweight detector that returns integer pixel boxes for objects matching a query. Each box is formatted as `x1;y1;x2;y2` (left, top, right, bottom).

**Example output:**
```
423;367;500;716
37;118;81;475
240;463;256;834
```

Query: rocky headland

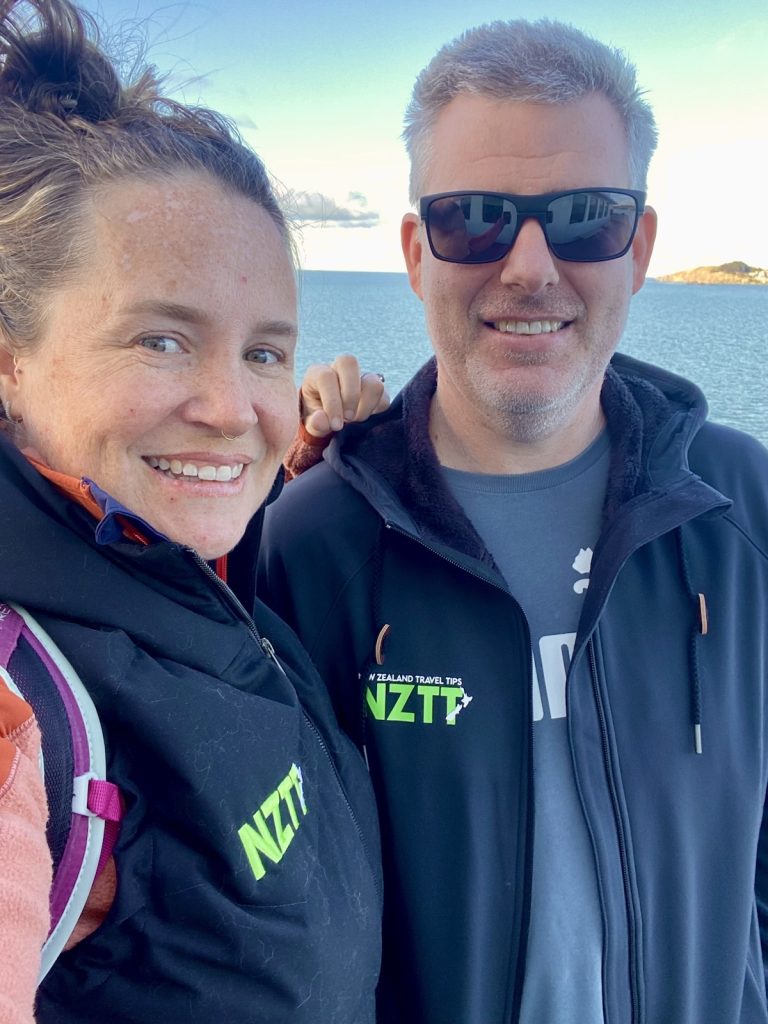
656;261;768;285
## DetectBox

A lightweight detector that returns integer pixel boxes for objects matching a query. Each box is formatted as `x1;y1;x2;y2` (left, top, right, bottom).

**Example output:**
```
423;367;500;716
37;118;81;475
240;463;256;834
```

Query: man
259;20;768;1024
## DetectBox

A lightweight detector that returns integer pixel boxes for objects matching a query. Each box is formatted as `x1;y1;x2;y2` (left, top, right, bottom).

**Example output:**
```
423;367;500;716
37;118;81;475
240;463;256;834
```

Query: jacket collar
0;434;276;616
326;353;722;562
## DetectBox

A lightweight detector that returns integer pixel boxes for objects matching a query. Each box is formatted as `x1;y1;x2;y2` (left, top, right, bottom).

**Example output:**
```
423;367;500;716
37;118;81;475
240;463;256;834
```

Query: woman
0;1;381;1021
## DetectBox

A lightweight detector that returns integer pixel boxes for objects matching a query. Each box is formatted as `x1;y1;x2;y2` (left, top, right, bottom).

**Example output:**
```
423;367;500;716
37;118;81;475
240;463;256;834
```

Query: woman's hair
403;19;658;203
0;0;288;350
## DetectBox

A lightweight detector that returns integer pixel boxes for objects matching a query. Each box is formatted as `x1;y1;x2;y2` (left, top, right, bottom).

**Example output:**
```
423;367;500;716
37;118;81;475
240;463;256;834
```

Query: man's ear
0;338;23;415
401;213;424;300
631;206;657;294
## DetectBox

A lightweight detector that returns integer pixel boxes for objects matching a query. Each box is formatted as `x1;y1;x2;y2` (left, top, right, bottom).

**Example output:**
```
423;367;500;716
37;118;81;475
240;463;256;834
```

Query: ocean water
296;271;768;446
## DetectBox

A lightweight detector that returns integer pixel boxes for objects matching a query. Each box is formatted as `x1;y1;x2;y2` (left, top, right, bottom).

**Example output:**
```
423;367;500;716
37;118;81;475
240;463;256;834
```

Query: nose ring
221;430;243;441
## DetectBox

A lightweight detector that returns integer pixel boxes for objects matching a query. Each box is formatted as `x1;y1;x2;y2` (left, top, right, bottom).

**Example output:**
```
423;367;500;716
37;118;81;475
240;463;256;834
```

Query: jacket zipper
382;521;511;591
383;520;645;1023
588;637;640;1024
189;551;382;903
261;633;381;900
191;550;264;645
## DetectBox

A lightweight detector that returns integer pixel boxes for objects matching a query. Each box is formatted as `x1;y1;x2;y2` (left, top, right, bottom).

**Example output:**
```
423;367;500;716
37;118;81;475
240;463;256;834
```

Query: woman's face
6;174;298;559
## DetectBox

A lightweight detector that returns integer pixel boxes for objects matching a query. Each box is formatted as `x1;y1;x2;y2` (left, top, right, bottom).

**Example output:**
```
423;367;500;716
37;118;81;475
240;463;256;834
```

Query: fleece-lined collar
327;352;709;563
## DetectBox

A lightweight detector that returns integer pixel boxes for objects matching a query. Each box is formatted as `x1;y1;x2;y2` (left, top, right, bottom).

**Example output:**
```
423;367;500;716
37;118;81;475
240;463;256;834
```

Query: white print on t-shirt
529;545;593;720
572;547;593;594
532;633;575;721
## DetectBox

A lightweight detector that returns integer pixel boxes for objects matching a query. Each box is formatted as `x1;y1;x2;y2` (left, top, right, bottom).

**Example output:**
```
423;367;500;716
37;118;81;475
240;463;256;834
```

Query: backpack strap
0;603;123;979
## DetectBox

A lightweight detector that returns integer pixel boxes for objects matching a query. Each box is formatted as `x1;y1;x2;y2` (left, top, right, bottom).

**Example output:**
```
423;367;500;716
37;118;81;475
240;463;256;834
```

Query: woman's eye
138;335;183;354
245;348;279;365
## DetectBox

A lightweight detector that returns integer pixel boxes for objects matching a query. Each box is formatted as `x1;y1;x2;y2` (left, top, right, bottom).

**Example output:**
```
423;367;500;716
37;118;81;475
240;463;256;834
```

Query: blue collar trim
86;480;169;546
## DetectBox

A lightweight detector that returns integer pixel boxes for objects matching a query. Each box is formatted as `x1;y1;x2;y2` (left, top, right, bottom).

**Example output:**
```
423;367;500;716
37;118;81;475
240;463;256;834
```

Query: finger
350;372;390;422
330;354;366;421
299;364;346;433
303;407;334;438
373;387;391;414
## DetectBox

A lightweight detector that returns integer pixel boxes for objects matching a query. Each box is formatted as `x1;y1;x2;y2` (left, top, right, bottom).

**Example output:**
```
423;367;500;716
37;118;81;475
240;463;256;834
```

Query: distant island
656;261;768;285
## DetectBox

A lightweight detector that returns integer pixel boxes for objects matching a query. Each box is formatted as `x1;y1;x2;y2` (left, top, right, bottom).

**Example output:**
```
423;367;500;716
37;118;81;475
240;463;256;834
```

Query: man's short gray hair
403;19;657;203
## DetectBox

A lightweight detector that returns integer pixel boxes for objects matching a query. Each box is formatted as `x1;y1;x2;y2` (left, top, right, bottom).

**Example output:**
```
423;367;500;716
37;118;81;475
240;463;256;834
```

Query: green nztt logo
238;763;307;880
366;672;473;726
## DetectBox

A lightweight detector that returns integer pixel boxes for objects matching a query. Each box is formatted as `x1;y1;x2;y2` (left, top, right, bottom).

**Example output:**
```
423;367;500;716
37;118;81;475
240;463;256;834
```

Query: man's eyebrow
121;300;298;337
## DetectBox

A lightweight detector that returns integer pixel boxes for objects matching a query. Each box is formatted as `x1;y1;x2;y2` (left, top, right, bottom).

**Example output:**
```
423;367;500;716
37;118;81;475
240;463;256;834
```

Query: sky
85;0;768;277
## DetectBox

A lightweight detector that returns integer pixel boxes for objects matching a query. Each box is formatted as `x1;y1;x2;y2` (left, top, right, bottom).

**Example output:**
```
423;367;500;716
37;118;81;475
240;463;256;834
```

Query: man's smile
489;319;569;335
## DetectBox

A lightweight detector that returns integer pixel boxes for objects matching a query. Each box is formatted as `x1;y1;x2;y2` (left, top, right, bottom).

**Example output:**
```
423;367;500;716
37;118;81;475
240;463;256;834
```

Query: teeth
146;458;244;482
494;319;565;334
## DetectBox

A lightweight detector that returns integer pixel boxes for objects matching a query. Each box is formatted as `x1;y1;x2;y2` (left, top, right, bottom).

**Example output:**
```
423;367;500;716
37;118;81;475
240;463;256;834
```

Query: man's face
402;92;656;464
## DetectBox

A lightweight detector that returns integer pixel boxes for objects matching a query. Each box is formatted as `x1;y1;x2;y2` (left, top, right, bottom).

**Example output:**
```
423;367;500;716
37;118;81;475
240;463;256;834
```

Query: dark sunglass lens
546;191;638;261
427;194;518;263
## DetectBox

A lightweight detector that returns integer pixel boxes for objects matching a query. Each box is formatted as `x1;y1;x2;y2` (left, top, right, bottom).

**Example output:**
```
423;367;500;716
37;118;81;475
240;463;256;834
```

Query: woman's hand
300;354;389;438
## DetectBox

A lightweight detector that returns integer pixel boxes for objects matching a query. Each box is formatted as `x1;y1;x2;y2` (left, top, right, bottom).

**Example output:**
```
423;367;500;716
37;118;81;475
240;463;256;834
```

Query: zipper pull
261;636;289;678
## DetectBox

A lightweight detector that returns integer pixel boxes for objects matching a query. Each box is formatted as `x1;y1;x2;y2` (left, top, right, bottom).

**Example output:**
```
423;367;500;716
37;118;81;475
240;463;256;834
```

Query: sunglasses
420;188;645;265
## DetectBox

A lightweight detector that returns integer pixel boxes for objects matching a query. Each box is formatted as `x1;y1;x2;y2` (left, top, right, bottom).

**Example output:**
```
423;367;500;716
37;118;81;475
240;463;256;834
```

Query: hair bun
0;0;122;121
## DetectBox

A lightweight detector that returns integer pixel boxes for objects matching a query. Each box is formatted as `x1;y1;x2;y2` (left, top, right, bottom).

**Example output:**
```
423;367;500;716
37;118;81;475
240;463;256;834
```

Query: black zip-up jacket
259;353;768;1024
0;436;382;1024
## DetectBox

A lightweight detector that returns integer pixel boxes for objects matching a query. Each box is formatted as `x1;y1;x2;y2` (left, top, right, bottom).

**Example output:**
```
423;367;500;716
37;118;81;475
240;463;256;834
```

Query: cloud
288;191;380;229
235;114;260;132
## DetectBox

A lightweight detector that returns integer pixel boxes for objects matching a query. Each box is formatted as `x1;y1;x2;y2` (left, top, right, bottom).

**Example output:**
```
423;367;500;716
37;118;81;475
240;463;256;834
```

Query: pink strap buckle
87;777;123;876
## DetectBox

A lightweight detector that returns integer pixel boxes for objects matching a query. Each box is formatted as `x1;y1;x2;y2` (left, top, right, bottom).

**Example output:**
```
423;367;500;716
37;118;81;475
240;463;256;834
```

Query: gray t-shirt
443;431;610;1023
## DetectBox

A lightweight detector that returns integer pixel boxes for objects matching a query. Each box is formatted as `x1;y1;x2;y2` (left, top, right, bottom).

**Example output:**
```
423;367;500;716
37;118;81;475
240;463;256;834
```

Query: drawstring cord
675;527;708;754
375;624;391;666
372;521;390;666
357;521;391;768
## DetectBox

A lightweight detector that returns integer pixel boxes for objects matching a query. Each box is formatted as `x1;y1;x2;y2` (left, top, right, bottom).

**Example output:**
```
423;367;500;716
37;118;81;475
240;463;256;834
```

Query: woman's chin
177;531;244;562
154;517;248;562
